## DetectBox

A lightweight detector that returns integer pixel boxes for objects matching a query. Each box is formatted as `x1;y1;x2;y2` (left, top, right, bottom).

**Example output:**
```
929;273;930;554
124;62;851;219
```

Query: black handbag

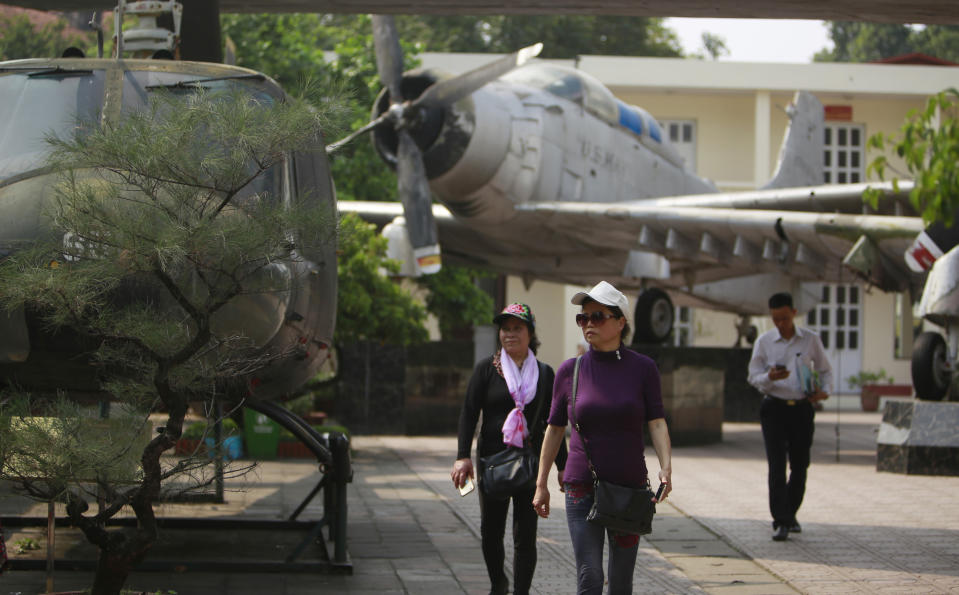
478;363;548;500
570;356;656;536
478;444;538;500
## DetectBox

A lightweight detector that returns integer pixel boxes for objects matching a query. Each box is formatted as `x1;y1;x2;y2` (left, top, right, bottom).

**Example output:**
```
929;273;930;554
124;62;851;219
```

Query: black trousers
760;396;815;528
477;480;538;595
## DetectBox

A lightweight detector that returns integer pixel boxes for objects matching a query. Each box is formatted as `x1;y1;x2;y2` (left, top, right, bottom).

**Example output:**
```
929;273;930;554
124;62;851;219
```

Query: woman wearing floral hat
451;302;568;595
534;281;674;595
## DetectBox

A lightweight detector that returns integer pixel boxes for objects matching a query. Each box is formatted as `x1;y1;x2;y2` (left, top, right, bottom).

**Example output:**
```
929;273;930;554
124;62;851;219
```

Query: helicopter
0;0;338;403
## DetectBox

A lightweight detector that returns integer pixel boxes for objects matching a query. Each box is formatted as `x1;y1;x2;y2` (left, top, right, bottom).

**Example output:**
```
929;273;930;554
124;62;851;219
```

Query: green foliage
181;418;239;440
0;397;151;489
0;11;93;61
816;22;959;63
864;89;959;225
282;392;315;416
846;368;894;388
335;213;428;345
13;537;41;553
222;14;415;205
455;15;682;58
222;13;682;65
696;32;730;61
416;265;493;339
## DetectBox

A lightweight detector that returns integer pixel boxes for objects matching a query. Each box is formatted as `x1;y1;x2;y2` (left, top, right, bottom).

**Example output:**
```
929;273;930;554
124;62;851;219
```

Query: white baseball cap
571;281;630;323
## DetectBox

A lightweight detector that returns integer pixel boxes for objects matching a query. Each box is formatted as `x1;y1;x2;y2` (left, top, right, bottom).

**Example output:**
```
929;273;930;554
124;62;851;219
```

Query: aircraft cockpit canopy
502;63;618;124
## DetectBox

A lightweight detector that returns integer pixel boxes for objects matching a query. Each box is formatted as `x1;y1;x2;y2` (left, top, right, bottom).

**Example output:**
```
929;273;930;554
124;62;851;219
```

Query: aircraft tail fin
761;91;824;190
905;221;959;273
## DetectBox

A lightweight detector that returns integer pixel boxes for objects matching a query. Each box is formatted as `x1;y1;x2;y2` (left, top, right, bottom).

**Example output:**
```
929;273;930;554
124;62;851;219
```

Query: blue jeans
565;483;639;594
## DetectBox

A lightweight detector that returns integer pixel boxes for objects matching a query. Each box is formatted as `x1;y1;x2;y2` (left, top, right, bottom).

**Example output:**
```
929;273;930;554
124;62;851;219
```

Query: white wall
861;289;912;388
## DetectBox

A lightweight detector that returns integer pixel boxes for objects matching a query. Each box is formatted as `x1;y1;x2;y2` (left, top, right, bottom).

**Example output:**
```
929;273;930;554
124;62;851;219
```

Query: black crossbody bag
570;356;656;535
478;362;548;500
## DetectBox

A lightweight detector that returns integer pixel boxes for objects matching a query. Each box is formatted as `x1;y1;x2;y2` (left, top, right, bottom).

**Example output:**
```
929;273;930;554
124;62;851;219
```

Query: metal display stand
4;399;352;574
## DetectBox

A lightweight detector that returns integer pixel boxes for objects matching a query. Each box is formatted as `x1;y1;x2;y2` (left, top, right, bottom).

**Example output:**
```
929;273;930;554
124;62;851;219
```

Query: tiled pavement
3;410;959;594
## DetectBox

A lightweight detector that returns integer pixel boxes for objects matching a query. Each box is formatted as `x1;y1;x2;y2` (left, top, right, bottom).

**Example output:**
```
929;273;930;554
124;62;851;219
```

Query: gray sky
665;18;833;63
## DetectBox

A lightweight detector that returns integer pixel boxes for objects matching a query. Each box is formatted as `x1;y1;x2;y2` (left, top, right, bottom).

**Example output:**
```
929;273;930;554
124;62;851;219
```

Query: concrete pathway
2;410;958;594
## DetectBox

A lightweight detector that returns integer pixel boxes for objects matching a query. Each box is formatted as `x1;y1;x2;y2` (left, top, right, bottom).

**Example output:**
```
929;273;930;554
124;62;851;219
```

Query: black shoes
789;521;802;534
772;525;790;541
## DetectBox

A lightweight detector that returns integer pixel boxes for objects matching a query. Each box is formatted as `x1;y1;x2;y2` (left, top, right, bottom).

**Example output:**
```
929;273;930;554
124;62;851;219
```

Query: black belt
764;395;807;406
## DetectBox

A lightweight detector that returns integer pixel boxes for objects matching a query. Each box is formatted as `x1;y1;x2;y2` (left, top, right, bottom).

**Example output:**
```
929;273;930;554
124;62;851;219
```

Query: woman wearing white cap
533;281;674;594
452;302;568;595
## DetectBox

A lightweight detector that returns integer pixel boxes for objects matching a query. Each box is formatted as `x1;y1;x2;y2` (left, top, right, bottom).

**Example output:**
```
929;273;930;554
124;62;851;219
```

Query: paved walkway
3;410;959;594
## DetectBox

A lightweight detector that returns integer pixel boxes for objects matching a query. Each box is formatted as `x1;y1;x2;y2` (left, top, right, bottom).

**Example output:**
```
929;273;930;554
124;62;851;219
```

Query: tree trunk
91;546;143;595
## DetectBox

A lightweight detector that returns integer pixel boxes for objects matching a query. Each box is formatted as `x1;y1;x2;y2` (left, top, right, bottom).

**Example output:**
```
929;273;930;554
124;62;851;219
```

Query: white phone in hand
458;477;475;496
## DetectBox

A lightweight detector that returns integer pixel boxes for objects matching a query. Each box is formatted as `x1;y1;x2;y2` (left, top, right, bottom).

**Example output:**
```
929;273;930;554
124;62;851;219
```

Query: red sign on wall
824;105;853;121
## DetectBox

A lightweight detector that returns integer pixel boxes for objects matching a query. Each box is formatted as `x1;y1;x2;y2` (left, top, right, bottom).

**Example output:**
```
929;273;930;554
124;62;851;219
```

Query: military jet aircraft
0;0;337;402
335;15;925;345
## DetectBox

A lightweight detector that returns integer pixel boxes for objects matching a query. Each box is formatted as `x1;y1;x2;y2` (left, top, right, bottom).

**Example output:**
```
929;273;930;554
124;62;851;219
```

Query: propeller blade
325;111;392;154
371;15;404;103
396;129;441;274
412;42;543;110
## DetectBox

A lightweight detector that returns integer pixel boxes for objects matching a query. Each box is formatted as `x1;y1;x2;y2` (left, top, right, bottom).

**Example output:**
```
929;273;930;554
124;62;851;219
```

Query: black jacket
456;354;568;469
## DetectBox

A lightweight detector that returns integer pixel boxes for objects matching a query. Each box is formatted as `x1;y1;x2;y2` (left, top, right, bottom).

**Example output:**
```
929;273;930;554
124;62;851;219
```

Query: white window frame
823;123;865;185
660;119;697;171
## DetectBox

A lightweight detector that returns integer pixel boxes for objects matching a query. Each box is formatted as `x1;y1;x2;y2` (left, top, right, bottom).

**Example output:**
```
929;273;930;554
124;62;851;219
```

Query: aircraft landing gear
634;288;674;344
912;331;951;400
734;314;758;347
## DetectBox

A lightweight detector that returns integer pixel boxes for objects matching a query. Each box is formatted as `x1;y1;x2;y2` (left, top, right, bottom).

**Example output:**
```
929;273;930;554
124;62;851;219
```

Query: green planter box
243;409;280;459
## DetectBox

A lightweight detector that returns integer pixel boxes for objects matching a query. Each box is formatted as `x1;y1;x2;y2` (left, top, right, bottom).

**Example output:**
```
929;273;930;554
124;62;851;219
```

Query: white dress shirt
748;325;833;401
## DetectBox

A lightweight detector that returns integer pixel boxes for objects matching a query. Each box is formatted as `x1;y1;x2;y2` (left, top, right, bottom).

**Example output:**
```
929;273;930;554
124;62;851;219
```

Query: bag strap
525;361;549;443
569;355;599;482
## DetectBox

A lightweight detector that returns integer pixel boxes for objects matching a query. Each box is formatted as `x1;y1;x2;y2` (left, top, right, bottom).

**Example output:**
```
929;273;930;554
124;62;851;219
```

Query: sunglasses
575;311;619;327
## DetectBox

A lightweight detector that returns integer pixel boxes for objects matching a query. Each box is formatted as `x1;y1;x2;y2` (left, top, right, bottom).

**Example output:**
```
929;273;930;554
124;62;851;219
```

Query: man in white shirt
748;292;832;542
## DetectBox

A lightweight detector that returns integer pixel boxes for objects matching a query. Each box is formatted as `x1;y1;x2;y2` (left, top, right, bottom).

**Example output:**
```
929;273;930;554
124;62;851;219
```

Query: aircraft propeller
326;15;542;275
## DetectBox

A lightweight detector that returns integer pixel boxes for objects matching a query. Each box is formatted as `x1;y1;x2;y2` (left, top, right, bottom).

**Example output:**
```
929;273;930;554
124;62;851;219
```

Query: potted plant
175;421;206;455
176;418;243;460
277;424;351;458
846;369;910;411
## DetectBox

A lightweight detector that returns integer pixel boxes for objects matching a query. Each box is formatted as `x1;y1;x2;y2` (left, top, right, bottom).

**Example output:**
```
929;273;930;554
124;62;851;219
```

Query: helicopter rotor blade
396;129;441;273
371;15;404;103
411;42;543;110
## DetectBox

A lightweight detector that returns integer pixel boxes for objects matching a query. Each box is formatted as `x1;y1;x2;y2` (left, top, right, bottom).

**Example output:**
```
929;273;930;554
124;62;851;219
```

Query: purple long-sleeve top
548;345;665;488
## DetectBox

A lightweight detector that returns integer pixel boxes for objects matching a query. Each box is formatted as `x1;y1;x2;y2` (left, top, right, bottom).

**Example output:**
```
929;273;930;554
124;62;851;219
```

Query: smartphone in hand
655;482;667;501
458;477;475;496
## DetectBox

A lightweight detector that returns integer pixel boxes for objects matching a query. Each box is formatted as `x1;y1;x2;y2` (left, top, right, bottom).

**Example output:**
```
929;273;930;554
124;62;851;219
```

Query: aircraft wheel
634;288;674;344
912;331;951;401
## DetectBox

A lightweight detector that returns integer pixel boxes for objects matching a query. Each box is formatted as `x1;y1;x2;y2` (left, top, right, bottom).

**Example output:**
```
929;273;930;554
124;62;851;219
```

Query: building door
805;283;863;393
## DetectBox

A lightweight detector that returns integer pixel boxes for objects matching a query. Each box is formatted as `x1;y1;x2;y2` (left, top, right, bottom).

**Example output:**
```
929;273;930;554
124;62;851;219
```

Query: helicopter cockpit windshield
0;64;284;205
0;68;103;183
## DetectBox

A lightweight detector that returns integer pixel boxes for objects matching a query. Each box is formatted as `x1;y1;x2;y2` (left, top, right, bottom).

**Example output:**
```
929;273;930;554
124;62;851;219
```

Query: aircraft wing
631;180;915;215
519;198;925;296
343;188;924;294
339;200;643;281
338;201;502;268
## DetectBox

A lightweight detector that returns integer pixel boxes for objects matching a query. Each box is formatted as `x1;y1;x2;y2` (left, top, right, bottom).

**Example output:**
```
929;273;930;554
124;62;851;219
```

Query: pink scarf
500;347;540;448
